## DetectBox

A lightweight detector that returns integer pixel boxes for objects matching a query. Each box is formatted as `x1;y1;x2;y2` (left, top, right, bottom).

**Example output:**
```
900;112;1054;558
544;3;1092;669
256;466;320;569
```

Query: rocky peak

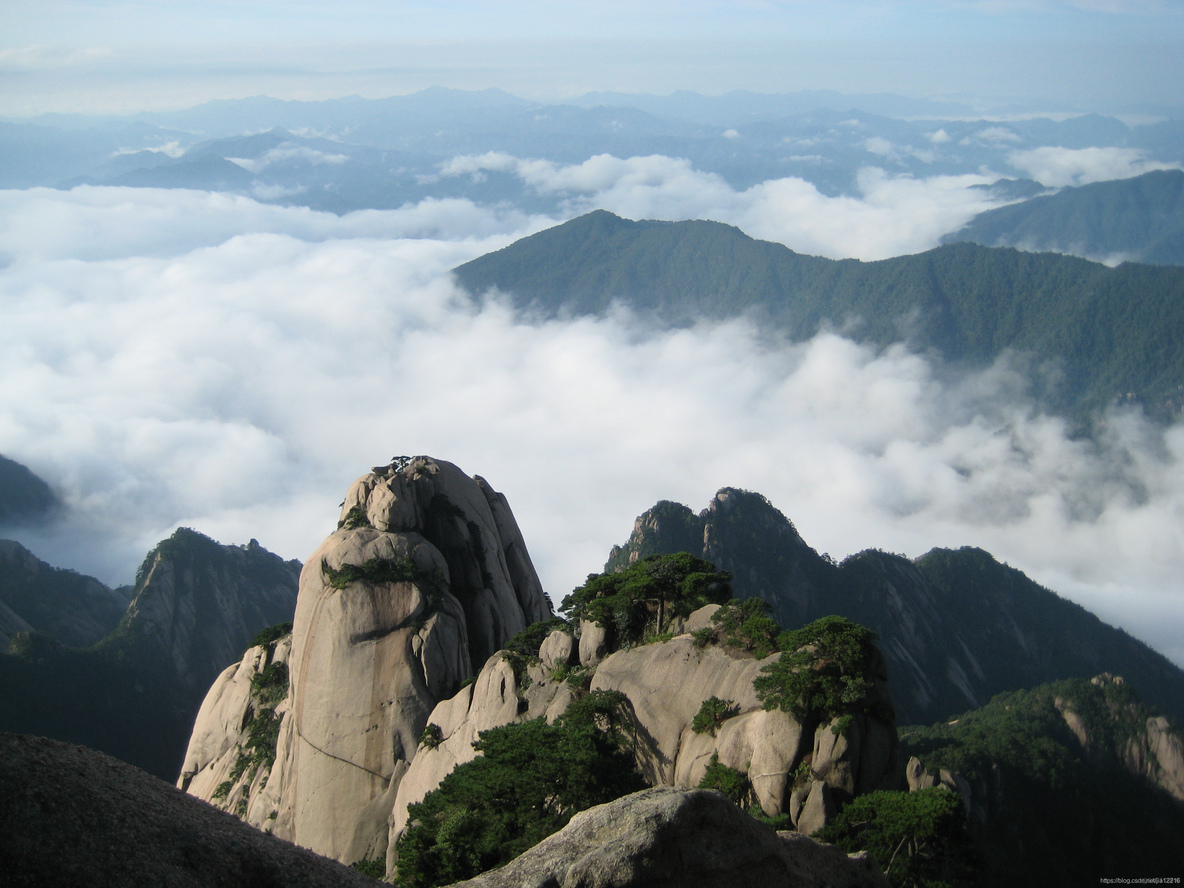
182;456;553;866
124;527;301;694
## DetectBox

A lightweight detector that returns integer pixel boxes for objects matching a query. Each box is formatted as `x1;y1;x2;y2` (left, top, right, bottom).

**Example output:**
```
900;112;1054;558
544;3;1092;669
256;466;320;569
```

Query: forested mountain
901;674;1184;885
945;169;1184;266
605;489;1184;725
455;210;1184;419
0;528;300;779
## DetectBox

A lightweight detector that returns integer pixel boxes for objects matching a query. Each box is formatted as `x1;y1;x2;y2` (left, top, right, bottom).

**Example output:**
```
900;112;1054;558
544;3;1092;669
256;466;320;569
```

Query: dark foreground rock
0;732;376;888
451;787;889;888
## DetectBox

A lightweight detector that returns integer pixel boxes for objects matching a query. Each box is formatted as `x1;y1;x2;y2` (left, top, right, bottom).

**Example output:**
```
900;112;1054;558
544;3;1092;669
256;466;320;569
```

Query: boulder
450;787;889;888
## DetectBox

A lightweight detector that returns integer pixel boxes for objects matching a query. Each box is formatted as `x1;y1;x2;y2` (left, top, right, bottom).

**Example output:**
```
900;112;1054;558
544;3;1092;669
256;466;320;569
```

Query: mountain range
3;453;1182;886
946;168;1184;266
455;210;1184;420
3;88;1182;242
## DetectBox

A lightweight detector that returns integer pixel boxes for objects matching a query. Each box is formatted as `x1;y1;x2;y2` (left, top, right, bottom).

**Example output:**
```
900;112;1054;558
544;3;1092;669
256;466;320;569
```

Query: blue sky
2;1;1182;114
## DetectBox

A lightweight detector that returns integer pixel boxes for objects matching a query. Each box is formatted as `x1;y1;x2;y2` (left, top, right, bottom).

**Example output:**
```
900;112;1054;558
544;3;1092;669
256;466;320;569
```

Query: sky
2;1;1183;115
3;2;1184;669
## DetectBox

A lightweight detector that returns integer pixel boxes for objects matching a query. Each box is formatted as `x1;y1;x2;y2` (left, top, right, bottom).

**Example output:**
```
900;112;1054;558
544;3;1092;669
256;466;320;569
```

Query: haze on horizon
4;1;1184;672
2;0;1182;117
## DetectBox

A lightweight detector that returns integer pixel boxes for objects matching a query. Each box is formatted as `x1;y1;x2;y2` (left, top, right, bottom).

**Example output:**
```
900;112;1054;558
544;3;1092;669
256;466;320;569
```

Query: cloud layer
2;185;1184;669
439;152;1008;259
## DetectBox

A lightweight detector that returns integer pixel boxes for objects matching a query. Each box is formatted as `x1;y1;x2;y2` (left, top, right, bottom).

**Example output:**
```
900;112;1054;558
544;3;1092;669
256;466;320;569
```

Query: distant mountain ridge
605;488;1184;726
454;210;1184;419
945;168;1184;266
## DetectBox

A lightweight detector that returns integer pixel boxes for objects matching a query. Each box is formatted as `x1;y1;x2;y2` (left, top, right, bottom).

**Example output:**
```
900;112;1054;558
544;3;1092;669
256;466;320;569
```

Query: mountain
179;457;554;866
0;540;128;650
454;210;1184;420
0;454;58;527
177;457;900;880
0;528;300;779
604;489;1184;725
945;169;1184;266
901;674;1184;885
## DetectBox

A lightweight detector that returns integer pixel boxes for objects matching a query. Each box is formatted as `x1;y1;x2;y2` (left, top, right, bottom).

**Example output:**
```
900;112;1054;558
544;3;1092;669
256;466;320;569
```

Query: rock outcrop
180;456;553;867
608;489;1184;724
0;732;378;888
449;787;890;888
391;606;901;866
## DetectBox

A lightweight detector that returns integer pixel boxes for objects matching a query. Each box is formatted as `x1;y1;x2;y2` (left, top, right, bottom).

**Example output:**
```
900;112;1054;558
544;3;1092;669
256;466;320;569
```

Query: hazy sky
2;1;1183;115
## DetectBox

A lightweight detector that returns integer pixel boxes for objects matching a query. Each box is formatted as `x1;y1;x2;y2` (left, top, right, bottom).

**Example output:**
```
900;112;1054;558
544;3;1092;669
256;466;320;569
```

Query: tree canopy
560;552;732;648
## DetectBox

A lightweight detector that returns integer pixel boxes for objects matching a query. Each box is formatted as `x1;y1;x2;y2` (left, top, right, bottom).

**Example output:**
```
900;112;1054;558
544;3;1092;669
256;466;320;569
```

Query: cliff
180;456;553;864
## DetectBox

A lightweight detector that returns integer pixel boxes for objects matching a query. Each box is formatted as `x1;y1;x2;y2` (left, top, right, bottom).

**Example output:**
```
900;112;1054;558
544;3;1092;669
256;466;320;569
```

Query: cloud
1008;146;1182;187
0;186;546;263
438;153;1007;260
2;186;1184;667
226;144;350;174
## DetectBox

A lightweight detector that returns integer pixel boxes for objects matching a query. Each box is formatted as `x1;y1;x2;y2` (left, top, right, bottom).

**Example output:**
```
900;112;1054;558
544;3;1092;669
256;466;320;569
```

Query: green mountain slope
606;489;1184;726
454;210;1184;419
944;168;1184;266
900;674;1184;885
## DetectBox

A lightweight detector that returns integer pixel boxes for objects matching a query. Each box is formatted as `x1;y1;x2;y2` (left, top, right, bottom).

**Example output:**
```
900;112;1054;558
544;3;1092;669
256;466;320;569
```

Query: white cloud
438;152;1007;260
2;187;1184;668
227;143;350;174
1008;146;1182;187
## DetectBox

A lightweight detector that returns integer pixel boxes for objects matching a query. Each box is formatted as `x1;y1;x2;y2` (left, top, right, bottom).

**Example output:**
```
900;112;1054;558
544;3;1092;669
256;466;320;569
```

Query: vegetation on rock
817;788;974;888
697;753;751;806
754;615;886;726
709;596;782;658
899;676;1184;886
560;552;732;648
691;696;737;736
394;690;646;888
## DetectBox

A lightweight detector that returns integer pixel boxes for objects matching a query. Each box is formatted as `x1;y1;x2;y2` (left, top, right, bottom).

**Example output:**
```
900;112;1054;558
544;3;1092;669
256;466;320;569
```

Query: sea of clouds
2;159;1183;668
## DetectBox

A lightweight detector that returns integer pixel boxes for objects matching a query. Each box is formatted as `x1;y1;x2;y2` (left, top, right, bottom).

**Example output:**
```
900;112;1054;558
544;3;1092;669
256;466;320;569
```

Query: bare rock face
590;622;901;830
180;456;552;868
449;787;890;888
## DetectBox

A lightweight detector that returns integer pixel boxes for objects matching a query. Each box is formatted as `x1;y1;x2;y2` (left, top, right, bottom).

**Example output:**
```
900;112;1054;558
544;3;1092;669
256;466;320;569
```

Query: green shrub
420;723;443;750
698;754;750;806
248;621;292;652
691;626;714;647
711;597;781;658
753;616;884;726
560;553;732;650
338;505;373;530
394;690;646;888
351;858;387;878
692;696;737;736
816;788;973;887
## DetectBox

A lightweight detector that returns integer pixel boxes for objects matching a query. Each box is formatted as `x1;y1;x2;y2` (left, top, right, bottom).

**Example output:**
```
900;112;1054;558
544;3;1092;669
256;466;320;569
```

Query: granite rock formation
180;456;553;867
